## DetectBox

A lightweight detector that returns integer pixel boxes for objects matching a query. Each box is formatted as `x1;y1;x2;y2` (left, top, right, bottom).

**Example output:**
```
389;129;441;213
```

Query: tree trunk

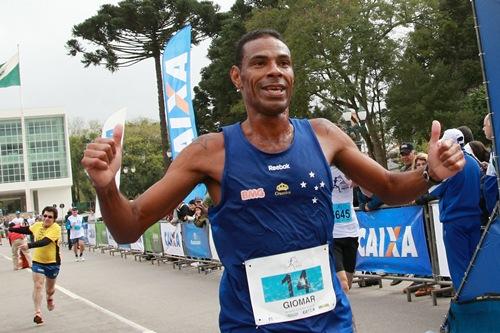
363;113;387;168
153;53;171;171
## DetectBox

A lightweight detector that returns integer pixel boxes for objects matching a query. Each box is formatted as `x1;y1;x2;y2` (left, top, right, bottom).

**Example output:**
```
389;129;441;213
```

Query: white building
0;108;72;217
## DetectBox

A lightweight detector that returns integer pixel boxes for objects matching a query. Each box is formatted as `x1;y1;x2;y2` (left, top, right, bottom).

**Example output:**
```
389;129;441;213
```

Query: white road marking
0;253;157;333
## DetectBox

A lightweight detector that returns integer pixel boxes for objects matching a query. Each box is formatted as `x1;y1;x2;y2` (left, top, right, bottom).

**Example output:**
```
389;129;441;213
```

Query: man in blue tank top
82;29;465;332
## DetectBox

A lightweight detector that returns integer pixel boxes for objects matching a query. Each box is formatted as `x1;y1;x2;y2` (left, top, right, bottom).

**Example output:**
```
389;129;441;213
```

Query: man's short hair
235;29;286;68
188;199;196;205
457;126;474;144
42;206;58;220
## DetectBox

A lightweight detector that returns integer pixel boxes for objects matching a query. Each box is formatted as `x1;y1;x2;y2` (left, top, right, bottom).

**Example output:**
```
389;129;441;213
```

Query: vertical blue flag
162;25;198;159
162;25;205;200
474;0;500;177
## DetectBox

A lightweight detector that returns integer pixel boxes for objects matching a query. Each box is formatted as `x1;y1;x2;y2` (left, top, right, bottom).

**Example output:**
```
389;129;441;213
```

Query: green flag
0;53;21;88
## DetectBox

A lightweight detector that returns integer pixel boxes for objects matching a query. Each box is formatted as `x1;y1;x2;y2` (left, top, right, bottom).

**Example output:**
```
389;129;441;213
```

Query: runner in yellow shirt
10;206;61;325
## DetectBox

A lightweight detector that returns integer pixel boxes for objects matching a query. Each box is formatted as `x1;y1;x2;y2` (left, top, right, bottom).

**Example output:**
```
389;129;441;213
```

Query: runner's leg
45;277;56;311
79;239;85;259
12;239;21;270
33;272;45;321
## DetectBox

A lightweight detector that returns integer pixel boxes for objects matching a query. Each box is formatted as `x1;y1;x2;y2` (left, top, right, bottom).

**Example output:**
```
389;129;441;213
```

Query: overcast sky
0;0;235;124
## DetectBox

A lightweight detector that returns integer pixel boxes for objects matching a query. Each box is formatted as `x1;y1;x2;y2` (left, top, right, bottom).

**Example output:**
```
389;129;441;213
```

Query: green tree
386;0;482;144
69;119;101;205
459;86;488;142
66;0;222;167
193;0;256;134
245;0;432;166
120;118;164;199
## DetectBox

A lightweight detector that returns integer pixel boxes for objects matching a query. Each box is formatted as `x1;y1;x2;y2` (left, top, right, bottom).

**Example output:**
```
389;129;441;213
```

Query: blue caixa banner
355;206;432;276
181;222;212;259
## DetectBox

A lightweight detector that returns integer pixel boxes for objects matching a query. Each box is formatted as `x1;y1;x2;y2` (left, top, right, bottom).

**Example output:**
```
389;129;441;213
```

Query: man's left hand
427;121;465;181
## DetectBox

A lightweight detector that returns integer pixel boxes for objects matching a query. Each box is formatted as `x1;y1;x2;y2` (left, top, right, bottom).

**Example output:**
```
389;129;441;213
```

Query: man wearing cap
68;208;86;261
399;143;416;172
430;128;482;289
11;211;25;226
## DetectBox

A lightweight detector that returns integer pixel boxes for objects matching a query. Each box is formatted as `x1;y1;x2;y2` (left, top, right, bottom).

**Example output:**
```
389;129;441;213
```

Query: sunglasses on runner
43;215;54;219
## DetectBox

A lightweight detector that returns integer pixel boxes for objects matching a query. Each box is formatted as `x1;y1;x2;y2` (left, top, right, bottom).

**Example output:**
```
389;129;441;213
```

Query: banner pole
17;44;33;213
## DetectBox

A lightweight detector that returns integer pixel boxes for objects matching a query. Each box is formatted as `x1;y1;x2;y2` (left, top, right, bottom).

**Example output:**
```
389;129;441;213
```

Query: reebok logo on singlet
241;188;266;201
268;163;290;171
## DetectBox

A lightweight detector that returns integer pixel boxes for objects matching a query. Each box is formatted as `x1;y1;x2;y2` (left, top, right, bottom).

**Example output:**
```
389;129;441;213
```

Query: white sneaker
75;257;80;262
80;257;85;262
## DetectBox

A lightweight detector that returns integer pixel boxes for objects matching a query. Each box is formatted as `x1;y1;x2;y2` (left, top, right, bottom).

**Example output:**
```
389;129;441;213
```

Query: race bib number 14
245;244;336;326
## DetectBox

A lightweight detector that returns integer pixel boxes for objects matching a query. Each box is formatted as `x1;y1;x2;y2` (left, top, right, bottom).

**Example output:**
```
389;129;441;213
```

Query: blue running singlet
208;118;353;332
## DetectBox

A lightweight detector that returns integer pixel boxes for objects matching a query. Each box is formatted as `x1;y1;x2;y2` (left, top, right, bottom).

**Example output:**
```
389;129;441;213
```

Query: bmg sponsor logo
241;188;266;201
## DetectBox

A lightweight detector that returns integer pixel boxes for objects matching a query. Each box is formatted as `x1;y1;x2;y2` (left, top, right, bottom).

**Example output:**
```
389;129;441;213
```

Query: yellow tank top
29;222;61;264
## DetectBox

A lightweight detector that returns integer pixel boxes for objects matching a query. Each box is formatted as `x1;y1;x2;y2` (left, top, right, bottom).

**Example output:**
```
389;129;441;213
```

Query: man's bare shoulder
190;132;224;153
307;118;356;165
309;118;342;137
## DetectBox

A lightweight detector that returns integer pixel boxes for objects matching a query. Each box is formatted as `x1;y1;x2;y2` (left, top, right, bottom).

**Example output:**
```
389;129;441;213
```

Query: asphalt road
0;243;449;332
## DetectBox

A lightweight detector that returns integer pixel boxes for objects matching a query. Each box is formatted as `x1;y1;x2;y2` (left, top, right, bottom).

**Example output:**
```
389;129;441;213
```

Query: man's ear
230;65;241;90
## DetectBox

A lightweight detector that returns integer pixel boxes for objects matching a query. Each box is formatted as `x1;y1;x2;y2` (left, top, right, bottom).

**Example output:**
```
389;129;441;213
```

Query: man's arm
81;125;224;244
311;118;464;204
8;226;32;235
27;237;52;249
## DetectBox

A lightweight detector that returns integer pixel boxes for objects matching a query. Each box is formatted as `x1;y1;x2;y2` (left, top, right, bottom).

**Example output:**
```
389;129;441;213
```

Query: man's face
483;115;493;141
400;150;415;167
72;210;78;216
230;36;294;116
42;211;55;228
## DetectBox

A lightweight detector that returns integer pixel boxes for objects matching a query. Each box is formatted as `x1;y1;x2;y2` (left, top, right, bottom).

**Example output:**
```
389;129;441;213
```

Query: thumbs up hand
81;124;123;189
426;121;465;181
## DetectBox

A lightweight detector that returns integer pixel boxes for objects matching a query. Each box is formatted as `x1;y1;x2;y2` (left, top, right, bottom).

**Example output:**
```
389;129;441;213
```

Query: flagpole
17;44;32;213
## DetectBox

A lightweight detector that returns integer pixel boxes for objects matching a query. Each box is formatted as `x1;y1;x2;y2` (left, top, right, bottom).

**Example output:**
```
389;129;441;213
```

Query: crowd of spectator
345;120;496;297
167;197;209;228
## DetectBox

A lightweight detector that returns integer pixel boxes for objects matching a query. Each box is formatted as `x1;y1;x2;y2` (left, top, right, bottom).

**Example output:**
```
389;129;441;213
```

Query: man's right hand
81;124;123;189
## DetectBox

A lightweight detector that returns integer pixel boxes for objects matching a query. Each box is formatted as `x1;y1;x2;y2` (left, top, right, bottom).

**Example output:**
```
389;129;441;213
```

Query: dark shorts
32;262;60;279
71;237;85;244
333;237;359;273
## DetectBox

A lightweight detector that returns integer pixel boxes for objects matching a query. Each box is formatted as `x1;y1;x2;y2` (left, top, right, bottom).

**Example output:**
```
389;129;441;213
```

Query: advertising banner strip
160;222;185;257
429;202;450;277
130;236;144;252
162;25;206;202
87;224;96;246
356;206;432;276
181;222;212;259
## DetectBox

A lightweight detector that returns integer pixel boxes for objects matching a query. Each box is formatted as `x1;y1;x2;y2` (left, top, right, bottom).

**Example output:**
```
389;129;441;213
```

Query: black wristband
423;165;442;186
